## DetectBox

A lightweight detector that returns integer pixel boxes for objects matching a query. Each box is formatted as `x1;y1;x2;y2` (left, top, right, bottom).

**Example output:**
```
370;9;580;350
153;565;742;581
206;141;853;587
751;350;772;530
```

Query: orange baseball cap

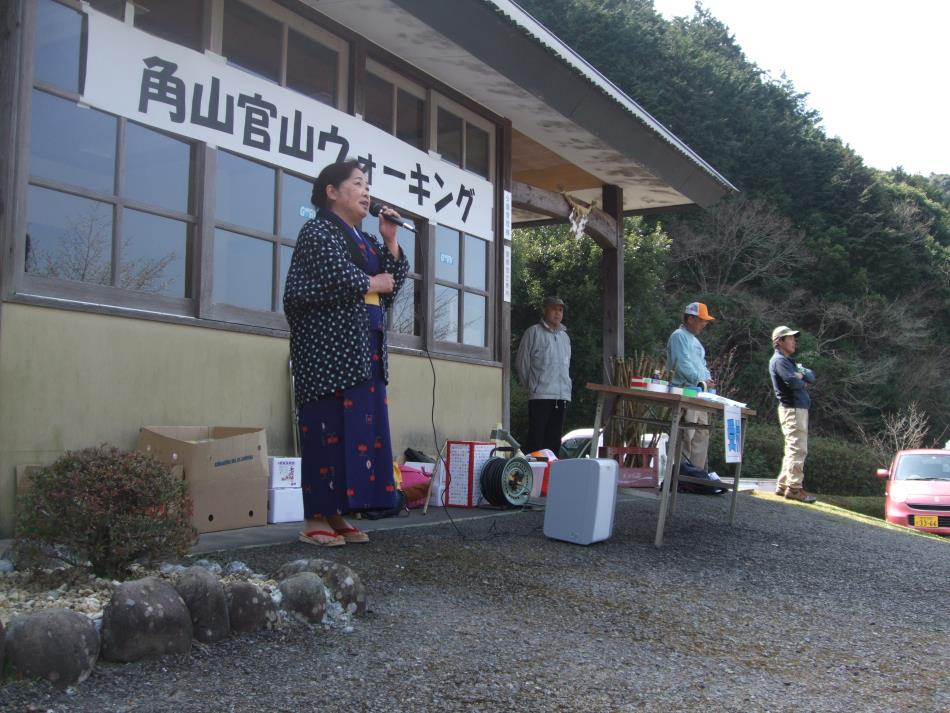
684;302;715;321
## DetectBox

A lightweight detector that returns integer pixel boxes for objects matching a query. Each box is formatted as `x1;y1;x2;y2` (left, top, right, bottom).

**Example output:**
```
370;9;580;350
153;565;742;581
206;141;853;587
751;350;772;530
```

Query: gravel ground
1;492;948;713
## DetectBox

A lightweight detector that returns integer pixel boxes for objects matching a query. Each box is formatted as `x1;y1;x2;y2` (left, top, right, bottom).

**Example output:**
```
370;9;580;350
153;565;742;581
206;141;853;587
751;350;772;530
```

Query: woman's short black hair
311;159;363;210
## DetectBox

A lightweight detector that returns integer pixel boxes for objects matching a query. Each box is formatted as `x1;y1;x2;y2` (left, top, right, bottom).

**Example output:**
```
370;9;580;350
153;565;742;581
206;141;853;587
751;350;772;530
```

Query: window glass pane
396;90;425;150
389;278;418;336
433;285;459;342
215;151;275;233
29;90;116;194
463;292;486;346
278;244;295;312
223;0;281;82
465;123;490;179
435;225;460;283
463;234;486;290
213;228;272;310
287;30;338;106
125;122;191;213
361;214;416;273
87;0;124;19
437;109;463;167
25;186;113;286
396;229;416;274
33;0;81;92
122;209;188;297
364;73;393;134
280;173;315;241
133;0;203;51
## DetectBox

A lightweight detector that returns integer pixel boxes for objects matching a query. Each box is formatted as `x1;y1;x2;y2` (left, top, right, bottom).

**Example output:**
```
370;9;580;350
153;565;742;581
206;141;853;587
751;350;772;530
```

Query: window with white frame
433;225;490;349
433;94;494;181
25;0;196;311
362;59;426;151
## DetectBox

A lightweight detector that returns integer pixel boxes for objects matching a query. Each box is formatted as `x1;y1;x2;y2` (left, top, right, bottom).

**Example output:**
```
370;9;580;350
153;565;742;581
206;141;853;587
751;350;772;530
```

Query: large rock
278;572;328;625
173;566;230;643
225;581;279;634
273;559;367;615
5;608;99;686
0;618;5;672
100;576;193;662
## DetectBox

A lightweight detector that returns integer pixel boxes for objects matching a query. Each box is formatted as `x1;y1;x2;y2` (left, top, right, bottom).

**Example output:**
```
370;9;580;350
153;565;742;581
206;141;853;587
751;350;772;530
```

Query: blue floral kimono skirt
298;232;399;518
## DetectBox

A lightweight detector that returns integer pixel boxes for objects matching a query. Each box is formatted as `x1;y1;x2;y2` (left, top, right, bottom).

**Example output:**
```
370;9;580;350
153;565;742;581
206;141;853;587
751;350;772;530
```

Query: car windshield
894;453;950;481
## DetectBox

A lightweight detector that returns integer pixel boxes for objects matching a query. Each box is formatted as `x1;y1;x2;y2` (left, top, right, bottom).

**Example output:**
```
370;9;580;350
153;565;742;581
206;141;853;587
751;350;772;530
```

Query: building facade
0;0;733;536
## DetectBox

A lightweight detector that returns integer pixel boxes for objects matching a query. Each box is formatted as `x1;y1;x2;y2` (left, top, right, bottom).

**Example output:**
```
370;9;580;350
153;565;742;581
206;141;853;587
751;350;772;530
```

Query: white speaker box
543;458;618;545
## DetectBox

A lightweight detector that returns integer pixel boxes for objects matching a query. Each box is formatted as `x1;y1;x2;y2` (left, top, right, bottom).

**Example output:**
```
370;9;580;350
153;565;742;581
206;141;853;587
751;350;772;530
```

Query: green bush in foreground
709;422;884;496
15;445;194;578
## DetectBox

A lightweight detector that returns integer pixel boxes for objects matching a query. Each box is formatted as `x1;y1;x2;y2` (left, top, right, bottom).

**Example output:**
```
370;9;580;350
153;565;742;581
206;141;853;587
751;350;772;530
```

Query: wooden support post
601;185;624;379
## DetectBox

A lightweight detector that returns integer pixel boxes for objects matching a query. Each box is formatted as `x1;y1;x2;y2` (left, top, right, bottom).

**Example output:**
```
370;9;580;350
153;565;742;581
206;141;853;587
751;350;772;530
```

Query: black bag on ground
404;447;435;464
362;490;409;520
677;457;725;495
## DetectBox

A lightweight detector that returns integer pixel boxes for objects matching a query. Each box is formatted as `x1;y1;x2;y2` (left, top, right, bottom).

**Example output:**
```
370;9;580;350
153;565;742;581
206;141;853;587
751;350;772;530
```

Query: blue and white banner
81;9;494;239
723;402;742;463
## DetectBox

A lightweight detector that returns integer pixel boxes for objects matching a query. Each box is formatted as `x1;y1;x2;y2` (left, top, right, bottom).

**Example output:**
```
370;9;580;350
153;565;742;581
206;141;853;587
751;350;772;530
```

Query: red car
876;449;950;535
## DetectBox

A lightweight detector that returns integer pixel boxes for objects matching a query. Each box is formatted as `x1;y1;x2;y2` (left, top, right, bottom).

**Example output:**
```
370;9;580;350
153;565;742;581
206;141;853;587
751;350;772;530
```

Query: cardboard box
137;426;268;533
268;456;302;489
268;488;304;523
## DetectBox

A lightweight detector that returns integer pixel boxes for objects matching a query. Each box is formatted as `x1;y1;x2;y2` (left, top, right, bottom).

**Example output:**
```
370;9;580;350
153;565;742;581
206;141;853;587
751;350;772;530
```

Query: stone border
1;558;364;687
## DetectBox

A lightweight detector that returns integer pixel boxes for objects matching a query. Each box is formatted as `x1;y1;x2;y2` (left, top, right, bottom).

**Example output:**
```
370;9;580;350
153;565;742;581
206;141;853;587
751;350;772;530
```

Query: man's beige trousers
681;409;710;469
777;405;809;489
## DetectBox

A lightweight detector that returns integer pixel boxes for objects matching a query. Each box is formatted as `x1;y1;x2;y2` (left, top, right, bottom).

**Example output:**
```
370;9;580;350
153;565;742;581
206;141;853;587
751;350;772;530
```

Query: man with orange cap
666;302;716;468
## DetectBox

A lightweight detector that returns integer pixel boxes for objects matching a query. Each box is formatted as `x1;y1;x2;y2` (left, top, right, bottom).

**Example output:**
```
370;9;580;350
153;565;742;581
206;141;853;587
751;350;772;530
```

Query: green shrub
806;435;883;496
709;422;884;496
15;445;194;578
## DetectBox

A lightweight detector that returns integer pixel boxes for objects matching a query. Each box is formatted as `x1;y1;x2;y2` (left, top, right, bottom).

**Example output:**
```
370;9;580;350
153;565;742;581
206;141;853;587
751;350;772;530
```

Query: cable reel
480;447;533;507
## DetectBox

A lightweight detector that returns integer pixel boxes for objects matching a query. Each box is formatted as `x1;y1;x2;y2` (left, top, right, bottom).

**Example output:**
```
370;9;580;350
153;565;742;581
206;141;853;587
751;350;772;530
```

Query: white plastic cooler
543;458;618;545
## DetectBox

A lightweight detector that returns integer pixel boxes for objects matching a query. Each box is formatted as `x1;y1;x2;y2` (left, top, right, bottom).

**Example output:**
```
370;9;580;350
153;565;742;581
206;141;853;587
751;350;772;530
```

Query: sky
651;0;949;176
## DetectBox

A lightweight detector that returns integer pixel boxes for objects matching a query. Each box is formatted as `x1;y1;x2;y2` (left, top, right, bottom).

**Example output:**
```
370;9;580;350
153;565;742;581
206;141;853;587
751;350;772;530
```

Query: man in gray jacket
516;296;572;455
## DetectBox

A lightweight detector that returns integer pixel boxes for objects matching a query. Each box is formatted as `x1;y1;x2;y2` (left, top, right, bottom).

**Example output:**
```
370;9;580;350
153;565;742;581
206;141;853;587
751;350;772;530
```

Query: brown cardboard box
137;426;268;533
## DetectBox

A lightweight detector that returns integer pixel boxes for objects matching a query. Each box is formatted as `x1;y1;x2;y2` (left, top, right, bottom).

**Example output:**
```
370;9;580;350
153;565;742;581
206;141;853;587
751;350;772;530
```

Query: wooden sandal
298;529;346;547
333;526;369;544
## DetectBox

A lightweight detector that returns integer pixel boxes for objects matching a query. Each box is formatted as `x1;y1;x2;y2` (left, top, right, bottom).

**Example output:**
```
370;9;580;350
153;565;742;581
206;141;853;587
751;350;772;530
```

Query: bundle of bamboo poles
605;352;670;458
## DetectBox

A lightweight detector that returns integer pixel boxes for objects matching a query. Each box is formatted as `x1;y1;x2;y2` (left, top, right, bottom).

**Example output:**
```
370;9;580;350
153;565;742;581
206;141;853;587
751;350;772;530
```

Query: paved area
0;479;773;557
190;478;773;555
2;479;946;713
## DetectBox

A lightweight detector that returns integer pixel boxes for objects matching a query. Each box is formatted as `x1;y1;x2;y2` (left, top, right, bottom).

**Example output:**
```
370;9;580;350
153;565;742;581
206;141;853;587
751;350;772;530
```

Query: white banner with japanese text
723;402;743;463
81;9;493;239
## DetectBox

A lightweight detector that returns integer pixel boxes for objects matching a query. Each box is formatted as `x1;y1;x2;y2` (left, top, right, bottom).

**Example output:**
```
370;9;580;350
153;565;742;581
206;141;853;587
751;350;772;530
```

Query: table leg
669;434;686;517
589;393;605;459
654;405;683;548
728;417;747;525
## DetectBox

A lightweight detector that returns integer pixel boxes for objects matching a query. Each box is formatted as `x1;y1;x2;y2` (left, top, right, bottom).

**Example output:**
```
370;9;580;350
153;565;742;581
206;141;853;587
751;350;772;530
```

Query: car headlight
889;489;907;503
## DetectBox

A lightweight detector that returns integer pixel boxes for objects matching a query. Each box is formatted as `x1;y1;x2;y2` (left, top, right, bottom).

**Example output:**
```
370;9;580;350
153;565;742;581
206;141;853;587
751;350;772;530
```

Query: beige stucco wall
0;303;502;536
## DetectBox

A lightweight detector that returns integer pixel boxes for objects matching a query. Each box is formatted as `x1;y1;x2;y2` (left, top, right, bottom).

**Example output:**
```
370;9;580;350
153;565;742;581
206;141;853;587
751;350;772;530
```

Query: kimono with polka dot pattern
283;214;408;405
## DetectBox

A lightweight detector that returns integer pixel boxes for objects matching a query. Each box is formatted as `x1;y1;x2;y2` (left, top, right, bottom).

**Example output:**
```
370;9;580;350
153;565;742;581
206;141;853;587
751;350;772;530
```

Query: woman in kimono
284;159;408;546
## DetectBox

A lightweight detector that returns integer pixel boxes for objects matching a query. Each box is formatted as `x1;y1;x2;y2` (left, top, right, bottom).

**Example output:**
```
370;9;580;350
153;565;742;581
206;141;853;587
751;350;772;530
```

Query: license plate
913;515;938;528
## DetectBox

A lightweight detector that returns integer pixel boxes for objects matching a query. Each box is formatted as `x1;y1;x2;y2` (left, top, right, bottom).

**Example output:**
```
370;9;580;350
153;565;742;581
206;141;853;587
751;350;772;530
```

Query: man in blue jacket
666;302;717;468
769;325;817;503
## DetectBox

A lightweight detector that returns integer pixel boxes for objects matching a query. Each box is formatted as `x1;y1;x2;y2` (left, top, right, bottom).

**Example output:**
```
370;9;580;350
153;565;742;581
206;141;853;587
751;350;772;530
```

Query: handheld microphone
369;202;416;233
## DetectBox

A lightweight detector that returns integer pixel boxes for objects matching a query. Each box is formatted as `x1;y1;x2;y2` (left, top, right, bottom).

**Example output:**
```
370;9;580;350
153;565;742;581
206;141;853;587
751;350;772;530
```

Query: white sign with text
82;9;494;239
